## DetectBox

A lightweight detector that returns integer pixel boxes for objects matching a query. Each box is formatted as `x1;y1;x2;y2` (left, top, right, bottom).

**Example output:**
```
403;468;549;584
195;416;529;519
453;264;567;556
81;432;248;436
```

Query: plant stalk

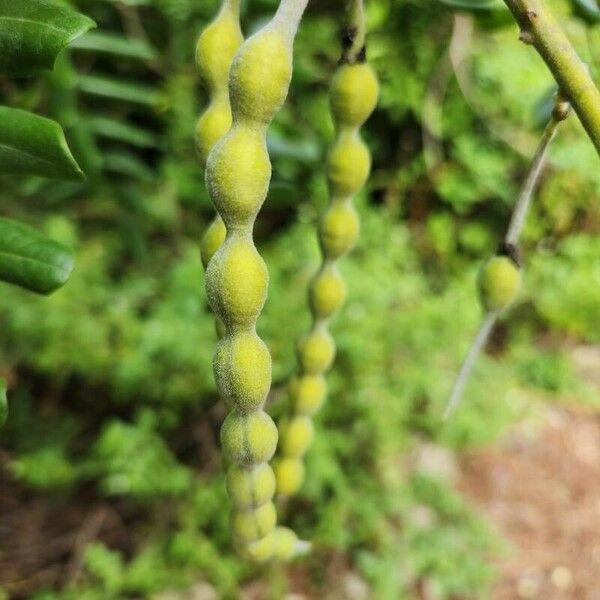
502;0;600;155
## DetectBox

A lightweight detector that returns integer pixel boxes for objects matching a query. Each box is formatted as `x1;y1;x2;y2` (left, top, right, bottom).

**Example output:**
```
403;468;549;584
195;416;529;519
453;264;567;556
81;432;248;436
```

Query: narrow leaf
0;217;74;294
0;106;84;180
87;116;160;148
71;31;157;61
78;75;161;106
104;150;153;182
0;0;95;77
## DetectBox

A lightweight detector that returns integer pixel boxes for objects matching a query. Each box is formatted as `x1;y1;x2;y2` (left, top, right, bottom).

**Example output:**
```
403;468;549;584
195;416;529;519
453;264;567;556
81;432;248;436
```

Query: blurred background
1;0;600;598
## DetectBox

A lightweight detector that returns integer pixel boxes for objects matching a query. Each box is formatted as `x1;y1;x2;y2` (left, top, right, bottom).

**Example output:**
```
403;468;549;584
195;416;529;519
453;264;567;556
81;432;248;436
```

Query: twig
504;119;557;246
444;312;498;420
503;0;600;155
444;93;570;419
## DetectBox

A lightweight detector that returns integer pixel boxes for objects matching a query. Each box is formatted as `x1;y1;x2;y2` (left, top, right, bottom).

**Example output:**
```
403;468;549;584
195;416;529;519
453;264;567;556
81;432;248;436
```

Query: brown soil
458;408;600;600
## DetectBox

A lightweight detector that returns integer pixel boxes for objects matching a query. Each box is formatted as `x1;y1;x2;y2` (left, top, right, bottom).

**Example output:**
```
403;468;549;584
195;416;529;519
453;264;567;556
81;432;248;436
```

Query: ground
459;407;600;600
2;407;599;599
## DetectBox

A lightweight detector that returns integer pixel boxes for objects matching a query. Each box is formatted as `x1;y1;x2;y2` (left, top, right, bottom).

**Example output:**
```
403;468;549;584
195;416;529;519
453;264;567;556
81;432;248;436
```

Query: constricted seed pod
275;25;379;502
290;375;327;416
309;264;347;319
200;215;226;270
204;0;309;561
231;501;277;542
220;410;278;466
195;0;244;165
226;463;277;509
478;255;521;312
297;328;336;375
196;0;244;338
280;416;314;458
320;202;361;258
330;63;380;127
240;525;307;562
273;457;305;497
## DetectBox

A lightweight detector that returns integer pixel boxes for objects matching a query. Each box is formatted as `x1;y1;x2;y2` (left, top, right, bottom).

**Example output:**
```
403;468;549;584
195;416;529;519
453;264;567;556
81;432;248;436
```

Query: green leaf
0;0;95;77
78;75;161;106
0;106;84;180
0;377;6;427
71;31;157;61
0;217;74;294
437;0;505;9
87;116;160;148
104;150;153;182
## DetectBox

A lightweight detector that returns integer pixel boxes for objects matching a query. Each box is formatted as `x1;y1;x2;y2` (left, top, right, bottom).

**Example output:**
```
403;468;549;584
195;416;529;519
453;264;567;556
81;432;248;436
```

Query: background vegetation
1;0;600;598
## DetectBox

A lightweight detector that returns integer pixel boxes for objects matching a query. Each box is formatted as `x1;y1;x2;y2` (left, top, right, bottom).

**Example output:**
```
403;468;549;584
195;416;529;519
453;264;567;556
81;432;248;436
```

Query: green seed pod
231;501;277;543
478;255;521;312
309;264;347;319
203;0;309;561
200;215;226;269
221;410;278;466
206;128;271;227
320;202;360;259
226;463;277;509
239;526;303;563
274;457;305;497
297;328;336;375
206;235;269;327
214;331;271;412
280;416;314;458
290;374;327;416
197;1;244;342
327;131;371;198
229;30;292;124
240;529;275;563
272;526;300;561
330;63;379;127
195;0;243;165
195;100;234;168
276;42;378;503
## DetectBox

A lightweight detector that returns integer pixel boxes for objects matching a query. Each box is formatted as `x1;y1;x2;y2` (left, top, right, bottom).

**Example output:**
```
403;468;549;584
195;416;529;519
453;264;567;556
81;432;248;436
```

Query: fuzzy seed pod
275;47;379;500
274;457;305;497
226;463;277;508
478;255;521;312
196;1;244;339
290;375;327;416
203;0;309;561
195;0;243;165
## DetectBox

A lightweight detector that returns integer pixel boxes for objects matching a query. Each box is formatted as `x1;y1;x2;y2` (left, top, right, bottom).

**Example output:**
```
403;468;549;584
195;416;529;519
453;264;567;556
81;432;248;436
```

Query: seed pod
297;327;336;375
231;501;277;542
195;0;243;166
196;0;244;339
280;416;314;458
478;255;521;312
309;264;347;319
290;375;327;416
226;463;276;509
274;457;305;497
276;39;379;500
203;0;309;561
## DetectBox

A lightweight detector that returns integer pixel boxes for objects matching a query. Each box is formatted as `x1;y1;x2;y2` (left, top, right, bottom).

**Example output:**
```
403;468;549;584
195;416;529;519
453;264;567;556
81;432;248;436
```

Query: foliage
1;0;599;598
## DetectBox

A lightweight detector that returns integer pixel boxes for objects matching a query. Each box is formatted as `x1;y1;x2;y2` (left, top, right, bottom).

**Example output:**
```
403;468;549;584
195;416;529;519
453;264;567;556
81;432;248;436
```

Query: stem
341;0;366;63
225;0;242;16
504;118;558;246
444;312;498;420
273;0;310;36
502;0;600;155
